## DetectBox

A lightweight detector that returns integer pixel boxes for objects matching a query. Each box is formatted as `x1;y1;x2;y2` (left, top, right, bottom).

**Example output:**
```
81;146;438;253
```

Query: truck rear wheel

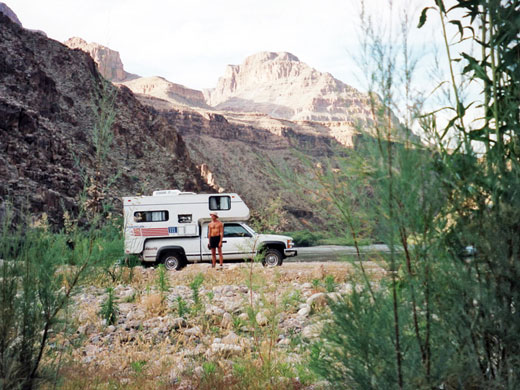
161;253;184;271
262;248;283;267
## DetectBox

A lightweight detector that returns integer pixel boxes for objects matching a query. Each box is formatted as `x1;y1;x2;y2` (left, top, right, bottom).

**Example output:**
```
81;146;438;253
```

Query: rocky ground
52;261;385;389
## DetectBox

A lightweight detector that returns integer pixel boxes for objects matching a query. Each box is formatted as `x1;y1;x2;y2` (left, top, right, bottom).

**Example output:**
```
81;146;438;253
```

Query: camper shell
123;190;297;269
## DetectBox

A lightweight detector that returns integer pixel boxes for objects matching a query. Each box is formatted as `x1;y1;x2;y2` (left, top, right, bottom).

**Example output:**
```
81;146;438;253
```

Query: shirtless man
208;212;224;268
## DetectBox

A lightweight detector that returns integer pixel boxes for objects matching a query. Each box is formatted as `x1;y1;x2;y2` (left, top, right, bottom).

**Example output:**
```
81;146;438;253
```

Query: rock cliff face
0;15;210;225
134;94;347;227
64;37;138;82
0;2;21;26
204;52;374;122
121;76;210;109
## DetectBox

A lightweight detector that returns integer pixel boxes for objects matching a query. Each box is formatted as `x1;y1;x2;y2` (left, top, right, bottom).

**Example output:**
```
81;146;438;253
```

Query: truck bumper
284;249;298;257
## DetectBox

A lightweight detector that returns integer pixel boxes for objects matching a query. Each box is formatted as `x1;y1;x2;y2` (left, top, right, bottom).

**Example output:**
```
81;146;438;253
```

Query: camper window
134;211;169;222
209;196;231;211
178;214;192;223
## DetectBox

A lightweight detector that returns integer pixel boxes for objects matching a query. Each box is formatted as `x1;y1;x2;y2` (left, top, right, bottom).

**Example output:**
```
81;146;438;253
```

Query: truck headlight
287;239;293;248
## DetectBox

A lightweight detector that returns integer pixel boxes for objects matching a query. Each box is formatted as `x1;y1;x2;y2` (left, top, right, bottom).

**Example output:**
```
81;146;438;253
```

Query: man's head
210;211;218;220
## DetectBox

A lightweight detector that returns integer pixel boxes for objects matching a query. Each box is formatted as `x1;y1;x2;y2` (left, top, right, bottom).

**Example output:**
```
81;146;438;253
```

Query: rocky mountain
0;2;21;26
0;14;211;225
64;37;138;82
121;76;210;109
67;41;375;126
204;52;374;122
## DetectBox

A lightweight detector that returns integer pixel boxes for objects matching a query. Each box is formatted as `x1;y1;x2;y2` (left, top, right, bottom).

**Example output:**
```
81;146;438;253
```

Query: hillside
0;14;211;225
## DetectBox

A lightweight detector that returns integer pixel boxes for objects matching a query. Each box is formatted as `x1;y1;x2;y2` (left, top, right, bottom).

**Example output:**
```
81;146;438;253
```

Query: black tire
262;248;283;267
161;253;184;271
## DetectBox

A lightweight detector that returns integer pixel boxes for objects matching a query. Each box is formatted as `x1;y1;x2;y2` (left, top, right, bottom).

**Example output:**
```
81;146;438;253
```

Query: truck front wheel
161;253;184;271
262;248;283;267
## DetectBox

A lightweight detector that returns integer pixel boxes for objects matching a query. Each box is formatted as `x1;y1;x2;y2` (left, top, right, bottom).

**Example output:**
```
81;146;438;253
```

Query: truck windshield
241;223;256;235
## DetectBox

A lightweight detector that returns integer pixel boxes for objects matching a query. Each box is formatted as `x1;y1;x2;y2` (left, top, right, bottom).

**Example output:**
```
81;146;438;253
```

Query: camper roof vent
152;190;198;196
152;190;181;196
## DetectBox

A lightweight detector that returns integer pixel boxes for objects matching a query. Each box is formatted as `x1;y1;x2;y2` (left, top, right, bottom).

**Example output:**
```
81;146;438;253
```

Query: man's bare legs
211;248;217;268
218;246;223;267
210;247;223;268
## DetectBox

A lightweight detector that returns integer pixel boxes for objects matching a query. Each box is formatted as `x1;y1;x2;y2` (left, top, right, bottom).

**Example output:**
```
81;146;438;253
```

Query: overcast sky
11;0;438;92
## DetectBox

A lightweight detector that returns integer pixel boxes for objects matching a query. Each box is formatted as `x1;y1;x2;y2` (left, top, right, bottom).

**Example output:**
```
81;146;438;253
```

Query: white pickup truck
123;190;297;270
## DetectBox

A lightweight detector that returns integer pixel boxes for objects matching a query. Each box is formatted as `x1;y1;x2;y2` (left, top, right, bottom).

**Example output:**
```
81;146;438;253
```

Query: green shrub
189;273;204;305
99;287;118;326
156;264;170;298
176;296;188;318
288;230;322;247
0;210;98;389
324;275;336;293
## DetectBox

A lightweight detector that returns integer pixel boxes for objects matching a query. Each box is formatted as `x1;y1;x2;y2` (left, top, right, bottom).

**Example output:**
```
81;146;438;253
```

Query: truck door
201;223;256;261
221;223;255;260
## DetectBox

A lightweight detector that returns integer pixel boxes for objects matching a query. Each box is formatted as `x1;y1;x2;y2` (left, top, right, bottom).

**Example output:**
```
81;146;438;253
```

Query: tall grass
306;0;520;389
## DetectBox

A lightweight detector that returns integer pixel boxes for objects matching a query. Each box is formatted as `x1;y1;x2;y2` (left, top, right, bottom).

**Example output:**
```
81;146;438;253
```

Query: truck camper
123;190;297;270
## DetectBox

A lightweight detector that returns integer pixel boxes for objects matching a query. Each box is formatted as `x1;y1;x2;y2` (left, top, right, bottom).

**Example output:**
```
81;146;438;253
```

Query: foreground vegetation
297;1;520;389
1;0;519;389
45;262;384;390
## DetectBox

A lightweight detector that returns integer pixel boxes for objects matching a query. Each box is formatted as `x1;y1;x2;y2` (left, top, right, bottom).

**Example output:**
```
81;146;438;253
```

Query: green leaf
418;7;431;28
449;20;464;38
461;52;491;83
435;0;446;13
457;101;466;117
468;128;488;142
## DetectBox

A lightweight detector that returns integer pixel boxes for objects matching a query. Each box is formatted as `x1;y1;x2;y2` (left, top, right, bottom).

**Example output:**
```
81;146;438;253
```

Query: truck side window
224;224;251;238
134;211;169;222
209;196;231;210
178;214;192;223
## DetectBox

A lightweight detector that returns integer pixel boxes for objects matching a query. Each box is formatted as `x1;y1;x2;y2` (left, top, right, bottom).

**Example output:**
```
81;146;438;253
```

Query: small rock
327;292;342;302
278;337;291;346
207;343;243;357
302;322;323;339
339;283;353;294
125;320;142;330
222;331;239;345
77;324;96;336
106;325;116;333
205;305;225;316
279;317;303;332
184;326;202;337
168;317;187;329
224;299;243;313
256;311;268;326
297;305;311;317
306;292;326;306
194;366;204;378
221;312;233;328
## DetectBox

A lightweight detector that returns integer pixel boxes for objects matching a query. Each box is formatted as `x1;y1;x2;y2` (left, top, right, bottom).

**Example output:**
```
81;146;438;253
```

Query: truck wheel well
259;243;286;258
157;247;187;263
